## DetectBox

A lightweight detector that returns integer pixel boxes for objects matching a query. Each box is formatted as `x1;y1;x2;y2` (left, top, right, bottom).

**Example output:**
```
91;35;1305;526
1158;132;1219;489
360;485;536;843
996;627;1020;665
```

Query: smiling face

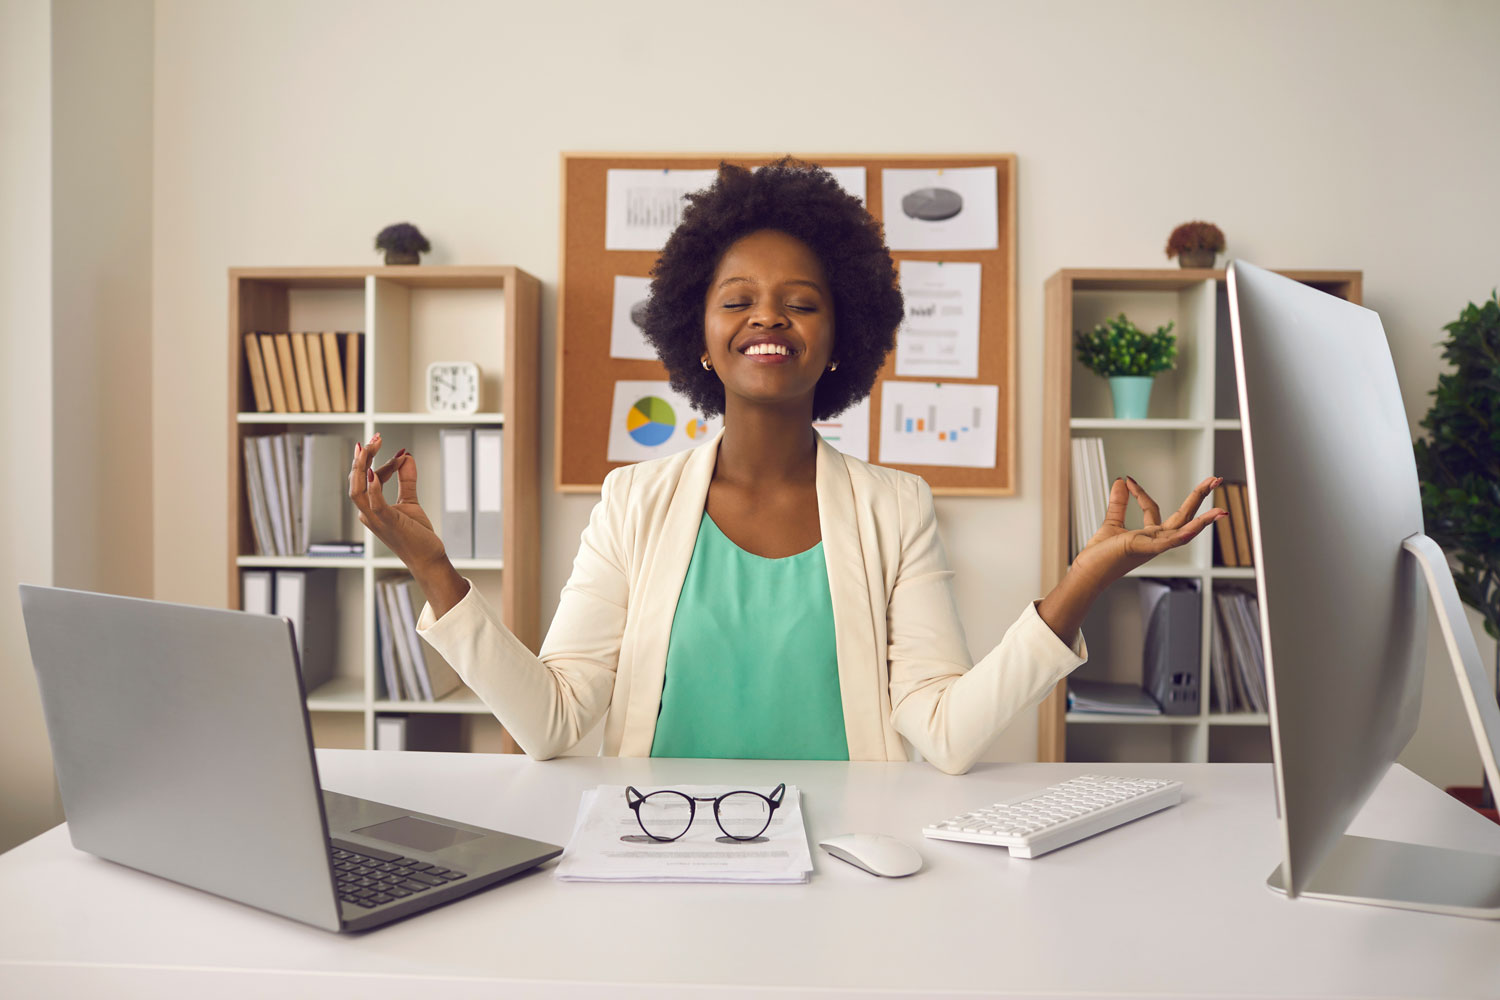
701;228;836;417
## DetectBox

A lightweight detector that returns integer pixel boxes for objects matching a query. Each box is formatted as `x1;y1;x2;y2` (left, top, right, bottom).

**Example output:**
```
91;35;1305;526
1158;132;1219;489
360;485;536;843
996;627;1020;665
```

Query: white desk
2;754;1497;999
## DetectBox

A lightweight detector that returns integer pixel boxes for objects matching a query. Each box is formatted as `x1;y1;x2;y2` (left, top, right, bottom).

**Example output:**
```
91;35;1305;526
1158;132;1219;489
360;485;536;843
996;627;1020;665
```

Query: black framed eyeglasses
624;784;787;842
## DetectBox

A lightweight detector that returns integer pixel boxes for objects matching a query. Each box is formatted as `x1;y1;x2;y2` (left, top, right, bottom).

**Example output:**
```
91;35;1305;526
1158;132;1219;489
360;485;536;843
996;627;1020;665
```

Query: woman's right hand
348;431;447;573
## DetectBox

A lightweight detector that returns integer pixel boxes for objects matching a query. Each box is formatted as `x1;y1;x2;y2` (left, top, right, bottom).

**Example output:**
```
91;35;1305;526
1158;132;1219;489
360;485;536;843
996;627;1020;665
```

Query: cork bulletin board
556;152;1017;494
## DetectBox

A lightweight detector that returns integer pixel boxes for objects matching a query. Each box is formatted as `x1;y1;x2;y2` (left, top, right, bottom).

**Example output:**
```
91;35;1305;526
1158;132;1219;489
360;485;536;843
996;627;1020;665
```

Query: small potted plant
1165;220;1225;269
375;222;430;266
1074;313;1177;419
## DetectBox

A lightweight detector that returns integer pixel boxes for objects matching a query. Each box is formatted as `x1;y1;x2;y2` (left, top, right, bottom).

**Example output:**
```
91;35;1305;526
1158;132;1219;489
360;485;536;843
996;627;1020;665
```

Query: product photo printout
604;168;718;251
607;380;722;464
880;166;999;251
812;396;871;463
894;260;981;379
878;381;999;469
609;275;658;360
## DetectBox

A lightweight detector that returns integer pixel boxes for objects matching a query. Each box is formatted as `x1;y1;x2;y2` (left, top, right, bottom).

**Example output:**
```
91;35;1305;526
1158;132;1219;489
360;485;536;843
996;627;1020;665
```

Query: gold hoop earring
826;361;839;372
701;358;713;371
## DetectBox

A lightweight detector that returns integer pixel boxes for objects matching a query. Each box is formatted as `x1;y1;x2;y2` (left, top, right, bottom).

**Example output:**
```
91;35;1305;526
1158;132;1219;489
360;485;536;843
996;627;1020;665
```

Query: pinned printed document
895;260;981;379
878;381;999;469
606;380;721;463
881;166;999;251
609;275;659;360
605;168;717;251
813;396;871;463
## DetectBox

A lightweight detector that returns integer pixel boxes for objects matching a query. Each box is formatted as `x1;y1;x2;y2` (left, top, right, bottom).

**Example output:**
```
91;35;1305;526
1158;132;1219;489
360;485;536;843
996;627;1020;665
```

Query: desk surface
2;754;1498;999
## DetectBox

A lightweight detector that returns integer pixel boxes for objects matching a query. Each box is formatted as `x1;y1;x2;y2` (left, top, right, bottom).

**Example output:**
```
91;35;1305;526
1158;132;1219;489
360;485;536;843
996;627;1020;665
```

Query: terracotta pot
1177;249;1216;268
383;251;420;265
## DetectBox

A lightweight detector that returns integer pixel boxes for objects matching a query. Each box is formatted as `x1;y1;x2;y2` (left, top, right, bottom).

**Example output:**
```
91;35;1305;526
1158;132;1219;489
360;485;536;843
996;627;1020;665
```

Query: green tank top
650;512;849;760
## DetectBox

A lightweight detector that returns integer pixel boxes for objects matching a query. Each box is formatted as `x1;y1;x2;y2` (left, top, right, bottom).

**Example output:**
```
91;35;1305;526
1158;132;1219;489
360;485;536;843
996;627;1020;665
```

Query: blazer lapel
617;430;721;755
815;435;887;760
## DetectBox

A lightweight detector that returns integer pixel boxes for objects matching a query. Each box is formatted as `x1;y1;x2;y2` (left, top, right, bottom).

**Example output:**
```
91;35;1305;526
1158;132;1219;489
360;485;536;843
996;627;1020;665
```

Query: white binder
439;428;474;559
473;428;504;559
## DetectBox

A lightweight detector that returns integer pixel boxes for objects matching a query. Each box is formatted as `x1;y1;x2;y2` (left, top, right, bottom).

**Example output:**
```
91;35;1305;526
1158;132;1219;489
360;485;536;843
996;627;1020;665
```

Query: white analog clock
426;361;481;414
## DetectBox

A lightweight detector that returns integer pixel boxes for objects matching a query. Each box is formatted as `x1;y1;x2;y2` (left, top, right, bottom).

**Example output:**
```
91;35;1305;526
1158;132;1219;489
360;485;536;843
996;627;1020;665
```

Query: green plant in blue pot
1074;313;1177;419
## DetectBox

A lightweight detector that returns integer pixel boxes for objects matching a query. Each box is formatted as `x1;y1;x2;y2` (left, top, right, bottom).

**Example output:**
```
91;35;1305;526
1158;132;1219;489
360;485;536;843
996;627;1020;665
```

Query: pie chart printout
901;187;964;222
627;396;676;447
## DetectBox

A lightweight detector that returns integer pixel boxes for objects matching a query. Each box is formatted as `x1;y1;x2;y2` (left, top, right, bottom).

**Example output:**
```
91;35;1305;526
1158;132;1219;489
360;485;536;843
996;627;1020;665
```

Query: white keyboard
922;775;1182;859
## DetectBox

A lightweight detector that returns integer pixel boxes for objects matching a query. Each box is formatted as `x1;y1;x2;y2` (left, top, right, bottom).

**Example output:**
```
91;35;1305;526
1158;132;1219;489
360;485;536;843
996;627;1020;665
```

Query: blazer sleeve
886;476;1088;775
415;464;634;759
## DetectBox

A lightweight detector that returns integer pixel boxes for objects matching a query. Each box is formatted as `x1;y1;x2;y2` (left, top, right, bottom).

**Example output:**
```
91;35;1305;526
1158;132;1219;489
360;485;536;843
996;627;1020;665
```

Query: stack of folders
374;575;463;703
1069;437;1109;560
1066;679;1162;715
1209;588;1269;713
244;331;363;414
438;427;504;560
243;433;361;557
239;568;337;691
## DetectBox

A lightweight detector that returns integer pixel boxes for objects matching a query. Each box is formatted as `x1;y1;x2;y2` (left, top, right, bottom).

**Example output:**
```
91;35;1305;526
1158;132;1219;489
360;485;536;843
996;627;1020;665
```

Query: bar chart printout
878;381;999;469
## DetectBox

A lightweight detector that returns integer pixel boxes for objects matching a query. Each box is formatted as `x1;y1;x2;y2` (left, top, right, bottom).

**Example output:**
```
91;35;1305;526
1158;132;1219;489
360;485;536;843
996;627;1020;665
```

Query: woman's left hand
1077;475;1226;587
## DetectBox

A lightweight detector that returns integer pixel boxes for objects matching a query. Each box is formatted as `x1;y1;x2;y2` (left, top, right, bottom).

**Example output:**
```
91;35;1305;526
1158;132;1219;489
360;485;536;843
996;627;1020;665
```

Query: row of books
1212;481;1256;567
239;568;336;690
1211;588;1268;713
245;331;363;414
375;576;461;702
243;433;360;556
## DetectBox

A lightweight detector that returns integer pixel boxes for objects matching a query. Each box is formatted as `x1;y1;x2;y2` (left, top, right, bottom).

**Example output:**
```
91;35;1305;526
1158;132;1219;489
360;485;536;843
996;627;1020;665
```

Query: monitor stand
1267;533;1500;919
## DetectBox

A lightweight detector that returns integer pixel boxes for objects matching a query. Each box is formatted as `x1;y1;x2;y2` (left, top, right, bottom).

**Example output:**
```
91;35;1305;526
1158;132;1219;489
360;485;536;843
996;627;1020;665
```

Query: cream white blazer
417;429;1087;774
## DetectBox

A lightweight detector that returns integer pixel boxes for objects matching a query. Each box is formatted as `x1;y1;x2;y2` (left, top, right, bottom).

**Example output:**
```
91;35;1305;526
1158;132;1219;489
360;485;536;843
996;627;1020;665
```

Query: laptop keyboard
329;838;468;909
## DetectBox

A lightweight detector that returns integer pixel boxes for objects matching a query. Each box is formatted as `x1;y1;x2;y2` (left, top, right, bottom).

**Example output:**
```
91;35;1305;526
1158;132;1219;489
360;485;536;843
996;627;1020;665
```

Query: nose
748;302;788;329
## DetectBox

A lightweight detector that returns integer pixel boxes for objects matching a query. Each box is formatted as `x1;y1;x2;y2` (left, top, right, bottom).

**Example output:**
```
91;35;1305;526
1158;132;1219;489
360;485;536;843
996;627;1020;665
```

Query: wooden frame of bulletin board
557;152;1017;494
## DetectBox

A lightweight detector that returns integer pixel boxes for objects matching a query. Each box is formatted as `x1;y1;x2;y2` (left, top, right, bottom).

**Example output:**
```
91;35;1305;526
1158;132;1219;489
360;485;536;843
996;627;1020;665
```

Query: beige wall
0;0;154;854
133;0;1492;786
1;0;61;853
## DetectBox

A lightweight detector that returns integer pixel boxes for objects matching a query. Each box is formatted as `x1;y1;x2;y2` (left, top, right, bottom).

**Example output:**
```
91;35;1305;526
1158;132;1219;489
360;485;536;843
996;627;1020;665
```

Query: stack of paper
1067;679;1162;716
555;784;814;884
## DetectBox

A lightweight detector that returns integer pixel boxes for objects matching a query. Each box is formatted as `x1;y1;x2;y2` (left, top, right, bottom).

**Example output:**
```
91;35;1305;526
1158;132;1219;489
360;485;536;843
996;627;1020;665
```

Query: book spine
322;332;348;412
1212;484;1238;567
306;334;332;412
244;333;272;412
258;333;288;413
274;334;302;414
343;332;362;412
290;333;317;412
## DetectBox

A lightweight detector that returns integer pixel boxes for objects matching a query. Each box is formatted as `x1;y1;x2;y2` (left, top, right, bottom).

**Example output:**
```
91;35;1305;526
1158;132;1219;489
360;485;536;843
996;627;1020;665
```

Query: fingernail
355;442;362;456
395;448;406;460
367;467;374;482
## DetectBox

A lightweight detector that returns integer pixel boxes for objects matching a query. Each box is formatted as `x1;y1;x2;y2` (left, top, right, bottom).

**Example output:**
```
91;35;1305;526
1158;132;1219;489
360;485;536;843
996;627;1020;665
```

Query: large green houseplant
1412;290;1500;806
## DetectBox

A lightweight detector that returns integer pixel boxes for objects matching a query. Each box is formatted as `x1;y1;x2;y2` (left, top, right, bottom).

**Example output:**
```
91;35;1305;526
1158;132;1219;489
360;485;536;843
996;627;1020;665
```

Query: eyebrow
715;276;825;294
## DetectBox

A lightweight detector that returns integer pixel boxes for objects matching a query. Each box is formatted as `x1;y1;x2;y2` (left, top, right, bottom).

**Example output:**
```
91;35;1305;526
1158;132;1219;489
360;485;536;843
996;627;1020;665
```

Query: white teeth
745;344;790;356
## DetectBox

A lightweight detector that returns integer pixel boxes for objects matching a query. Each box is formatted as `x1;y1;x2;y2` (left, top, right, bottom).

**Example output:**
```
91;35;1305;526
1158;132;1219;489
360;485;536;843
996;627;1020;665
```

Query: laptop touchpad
354;815;484;853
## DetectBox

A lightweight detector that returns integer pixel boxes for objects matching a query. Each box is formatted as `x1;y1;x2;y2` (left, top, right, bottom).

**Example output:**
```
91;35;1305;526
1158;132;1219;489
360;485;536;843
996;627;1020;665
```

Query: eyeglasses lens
637;791;693;840
716;791;772;839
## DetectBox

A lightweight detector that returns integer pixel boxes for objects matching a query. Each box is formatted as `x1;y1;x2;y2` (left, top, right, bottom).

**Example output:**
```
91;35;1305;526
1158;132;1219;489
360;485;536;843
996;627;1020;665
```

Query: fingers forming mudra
1083;474;1227;577
348;432;443;570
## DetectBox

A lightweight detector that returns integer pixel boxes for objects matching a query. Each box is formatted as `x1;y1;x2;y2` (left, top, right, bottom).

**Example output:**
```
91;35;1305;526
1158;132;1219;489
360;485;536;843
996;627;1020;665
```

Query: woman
348;158;1225;774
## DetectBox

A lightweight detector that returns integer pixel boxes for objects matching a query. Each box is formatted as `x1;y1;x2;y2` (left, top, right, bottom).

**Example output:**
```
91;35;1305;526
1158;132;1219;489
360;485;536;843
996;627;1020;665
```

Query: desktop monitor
1226;260;1500;918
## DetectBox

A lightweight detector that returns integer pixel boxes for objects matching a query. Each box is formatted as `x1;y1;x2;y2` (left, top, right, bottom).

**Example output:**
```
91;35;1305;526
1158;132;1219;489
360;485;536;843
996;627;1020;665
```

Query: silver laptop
19;584;562;933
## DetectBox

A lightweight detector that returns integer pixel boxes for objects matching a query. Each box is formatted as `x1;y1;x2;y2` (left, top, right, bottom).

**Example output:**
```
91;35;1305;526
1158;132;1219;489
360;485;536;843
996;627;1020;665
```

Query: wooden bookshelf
227;266;541;753
1038;268;1361;763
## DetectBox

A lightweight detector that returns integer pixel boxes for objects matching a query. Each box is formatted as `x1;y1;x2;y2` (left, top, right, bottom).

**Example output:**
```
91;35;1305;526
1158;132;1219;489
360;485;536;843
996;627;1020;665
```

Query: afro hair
640;157;904;422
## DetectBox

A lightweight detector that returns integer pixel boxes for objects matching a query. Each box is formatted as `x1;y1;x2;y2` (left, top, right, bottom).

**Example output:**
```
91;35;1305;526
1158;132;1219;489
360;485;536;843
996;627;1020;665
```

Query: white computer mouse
817;833;923;878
